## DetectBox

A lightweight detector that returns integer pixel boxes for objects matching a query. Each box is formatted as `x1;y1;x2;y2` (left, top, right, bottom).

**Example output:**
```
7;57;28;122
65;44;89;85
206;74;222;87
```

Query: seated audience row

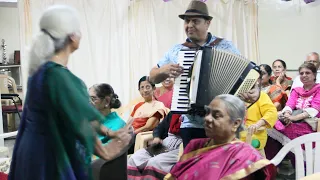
108;51;319;180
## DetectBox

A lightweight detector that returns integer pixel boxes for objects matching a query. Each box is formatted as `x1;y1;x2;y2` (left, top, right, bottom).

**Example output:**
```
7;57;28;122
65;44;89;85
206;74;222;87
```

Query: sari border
179;140;243;162
221;159;272;180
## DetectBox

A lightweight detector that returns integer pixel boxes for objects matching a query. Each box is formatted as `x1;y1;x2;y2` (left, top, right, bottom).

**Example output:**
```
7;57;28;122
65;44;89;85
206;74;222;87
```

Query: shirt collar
186;32;213;46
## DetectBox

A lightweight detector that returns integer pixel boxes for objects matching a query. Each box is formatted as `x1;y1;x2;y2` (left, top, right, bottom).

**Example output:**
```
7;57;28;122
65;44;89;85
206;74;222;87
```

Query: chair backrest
0;74;18;94
112;96;144;121
270;132;320;179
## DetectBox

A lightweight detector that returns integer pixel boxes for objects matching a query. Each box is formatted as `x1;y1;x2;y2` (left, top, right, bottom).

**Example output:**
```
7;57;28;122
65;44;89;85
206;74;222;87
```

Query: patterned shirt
156;32;240;129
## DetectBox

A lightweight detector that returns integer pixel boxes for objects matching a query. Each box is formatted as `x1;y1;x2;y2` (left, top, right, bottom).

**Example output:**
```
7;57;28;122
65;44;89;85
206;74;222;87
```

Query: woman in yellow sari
238;75;278;151
129;76;169;134
165;95;276;180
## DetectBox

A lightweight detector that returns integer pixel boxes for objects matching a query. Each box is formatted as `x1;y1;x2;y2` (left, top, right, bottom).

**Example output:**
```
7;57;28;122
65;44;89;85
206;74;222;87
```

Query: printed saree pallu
165;139;276;180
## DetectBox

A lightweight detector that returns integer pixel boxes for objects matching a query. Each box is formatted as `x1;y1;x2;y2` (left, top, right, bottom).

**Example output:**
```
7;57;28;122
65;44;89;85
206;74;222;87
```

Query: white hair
28;5;81;75
216;94;246;138
307;52;320;61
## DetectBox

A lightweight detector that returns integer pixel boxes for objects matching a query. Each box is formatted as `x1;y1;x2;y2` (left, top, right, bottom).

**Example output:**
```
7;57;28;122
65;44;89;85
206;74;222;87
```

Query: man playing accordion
149;0;241;147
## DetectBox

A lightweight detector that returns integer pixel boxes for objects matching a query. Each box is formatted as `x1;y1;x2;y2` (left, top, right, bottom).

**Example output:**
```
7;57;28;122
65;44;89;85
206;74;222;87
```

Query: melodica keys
171;50;196;113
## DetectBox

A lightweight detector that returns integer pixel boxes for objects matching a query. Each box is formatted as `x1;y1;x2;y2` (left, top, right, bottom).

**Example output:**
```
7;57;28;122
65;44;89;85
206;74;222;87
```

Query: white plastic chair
270;132;320;179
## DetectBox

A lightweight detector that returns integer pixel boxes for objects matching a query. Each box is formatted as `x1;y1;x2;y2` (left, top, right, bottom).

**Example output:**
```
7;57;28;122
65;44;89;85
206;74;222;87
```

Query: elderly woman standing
165;95;276;180
8;5;132;180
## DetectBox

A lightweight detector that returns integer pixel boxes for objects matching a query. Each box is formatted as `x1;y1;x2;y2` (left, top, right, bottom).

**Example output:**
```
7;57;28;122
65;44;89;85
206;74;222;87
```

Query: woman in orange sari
165;94;276;180
271;59;292;91
130;76;169;134
260;64;288;111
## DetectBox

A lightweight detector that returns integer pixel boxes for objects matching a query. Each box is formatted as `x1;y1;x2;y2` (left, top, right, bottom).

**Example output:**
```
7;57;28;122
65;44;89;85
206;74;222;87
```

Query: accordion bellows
171;47;260;114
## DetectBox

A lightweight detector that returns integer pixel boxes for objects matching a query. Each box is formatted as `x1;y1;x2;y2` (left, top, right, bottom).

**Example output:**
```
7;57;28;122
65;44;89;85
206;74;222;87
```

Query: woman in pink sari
165;94;276;180
275;62;320;137
267;63;320;164
154;78;174;108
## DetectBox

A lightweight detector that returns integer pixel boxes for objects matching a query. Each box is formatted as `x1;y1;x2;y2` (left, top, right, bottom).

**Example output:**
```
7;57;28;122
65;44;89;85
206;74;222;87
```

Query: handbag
292;109;318;131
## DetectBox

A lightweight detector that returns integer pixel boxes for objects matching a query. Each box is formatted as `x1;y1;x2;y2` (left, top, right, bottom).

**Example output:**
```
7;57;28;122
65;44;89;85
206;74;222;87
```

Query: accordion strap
182;37;223;50
209;37;223;47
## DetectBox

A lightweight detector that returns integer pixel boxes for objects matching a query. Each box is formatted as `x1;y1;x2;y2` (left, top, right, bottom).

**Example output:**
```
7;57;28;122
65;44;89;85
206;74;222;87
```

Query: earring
232;127;237;132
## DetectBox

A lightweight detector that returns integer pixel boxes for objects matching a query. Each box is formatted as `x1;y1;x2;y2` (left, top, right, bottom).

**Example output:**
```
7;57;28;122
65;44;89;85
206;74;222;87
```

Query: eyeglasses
299;71;312;76
306;60;319;64
139;85;152;91
90;96;100;102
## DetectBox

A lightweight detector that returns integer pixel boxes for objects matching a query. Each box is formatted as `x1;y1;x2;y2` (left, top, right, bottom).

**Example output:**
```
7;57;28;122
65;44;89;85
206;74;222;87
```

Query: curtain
18;0;258;106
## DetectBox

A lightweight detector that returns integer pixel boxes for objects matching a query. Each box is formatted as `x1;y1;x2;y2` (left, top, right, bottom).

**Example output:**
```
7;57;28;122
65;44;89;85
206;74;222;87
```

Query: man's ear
206;20;211;29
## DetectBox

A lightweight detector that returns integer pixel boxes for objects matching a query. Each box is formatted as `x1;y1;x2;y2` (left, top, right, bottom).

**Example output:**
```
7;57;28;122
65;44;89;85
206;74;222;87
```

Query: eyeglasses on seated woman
267;63;320;167
89;83;126;145
165;94;276;180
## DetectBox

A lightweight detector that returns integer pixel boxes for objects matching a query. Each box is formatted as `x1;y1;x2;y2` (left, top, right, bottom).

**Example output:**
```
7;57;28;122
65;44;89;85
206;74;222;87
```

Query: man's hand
151;137;162;145
160;64;184;78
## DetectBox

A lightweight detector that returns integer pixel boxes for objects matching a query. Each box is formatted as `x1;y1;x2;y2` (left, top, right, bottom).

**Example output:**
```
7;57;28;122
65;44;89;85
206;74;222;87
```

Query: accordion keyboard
171;50;196;113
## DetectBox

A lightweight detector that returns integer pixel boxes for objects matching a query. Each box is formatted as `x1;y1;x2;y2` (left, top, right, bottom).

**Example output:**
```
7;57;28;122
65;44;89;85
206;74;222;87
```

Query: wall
258;0;320;78
0;6;20;63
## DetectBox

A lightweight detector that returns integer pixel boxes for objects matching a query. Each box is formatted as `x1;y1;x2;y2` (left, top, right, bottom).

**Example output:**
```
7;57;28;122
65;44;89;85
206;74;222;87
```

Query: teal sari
98;112;126;144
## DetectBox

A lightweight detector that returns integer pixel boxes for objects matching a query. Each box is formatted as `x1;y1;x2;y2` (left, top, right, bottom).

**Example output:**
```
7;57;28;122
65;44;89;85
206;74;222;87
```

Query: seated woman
239;82;278;151
154;78;174;108
271;59;292;91
275;63;320;134
128;112;182;180
266;63;320;162
260;64;288;111
89;83;126;144
130;76;169;134
165;94;276;180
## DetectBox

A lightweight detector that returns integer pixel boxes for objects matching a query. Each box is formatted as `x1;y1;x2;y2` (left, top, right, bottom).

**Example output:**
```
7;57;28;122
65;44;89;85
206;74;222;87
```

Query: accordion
171;47;260;115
